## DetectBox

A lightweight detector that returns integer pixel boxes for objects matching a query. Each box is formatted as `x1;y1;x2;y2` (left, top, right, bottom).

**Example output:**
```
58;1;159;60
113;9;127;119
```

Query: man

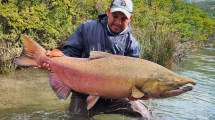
42;0;153;119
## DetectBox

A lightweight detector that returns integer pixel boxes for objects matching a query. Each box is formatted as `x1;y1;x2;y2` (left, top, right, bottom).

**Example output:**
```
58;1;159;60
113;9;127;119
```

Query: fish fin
49;73;71;100
48;49;64;57
131;86;145;99
14;56;37;67
89;51;112;60
86;95;100;110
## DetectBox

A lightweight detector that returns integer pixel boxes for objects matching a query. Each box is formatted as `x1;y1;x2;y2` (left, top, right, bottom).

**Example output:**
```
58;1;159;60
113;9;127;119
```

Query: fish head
139;73;196;99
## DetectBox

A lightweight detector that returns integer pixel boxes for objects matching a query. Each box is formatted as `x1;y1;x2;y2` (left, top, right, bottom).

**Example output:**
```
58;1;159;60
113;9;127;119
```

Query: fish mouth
157;85;194;98
140;85;194;100
152;80;196;99
158;86;193;98
142;84;196;100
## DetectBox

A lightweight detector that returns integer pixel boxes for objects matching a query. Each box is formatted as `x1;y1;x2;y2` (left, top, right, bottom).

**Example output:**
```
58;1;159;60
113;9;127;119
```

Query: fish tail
14;34;46;67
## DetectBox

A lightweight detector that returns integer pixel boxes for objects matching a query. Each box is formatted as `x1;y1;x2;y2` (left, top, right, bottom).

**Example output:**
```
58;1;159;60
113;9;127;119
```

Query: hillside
195;0;215;18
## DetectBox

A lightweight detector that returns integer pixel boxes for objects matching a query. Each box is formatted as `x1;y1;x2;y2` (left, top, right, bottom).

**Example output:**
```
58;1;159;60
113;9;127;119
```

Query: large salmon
15;34;196;109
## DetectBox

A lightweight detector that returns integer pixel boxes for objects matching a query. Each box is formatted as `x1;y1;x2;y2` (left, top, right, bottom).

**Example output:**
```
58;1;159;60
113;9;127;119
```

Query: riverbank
204;34;215;47
173;41;197;63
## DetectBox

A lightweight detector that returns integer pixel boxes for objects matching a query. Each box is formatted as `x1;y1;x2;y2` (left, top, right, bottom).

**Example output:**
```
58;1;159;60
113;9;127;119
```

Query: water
0;69;71;119
0;48;214;120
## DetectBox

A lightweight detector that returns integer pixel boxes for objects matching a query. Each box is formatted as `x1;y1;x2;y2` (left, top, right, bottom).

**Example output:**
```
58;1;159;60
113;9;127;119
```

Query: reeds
0;42;21;74
132;24;180;69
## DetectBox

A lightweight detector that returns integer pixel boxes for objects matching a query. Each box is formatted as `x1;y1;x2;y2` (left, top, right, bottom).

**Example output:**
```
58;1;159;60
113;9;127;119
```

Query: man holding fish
12;0;193;120
41;0;153;119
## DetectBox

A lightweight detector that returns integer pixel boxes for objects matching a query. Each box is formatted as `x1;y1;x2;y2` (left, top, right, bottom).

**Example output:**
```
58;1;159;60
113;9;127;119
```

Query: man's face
107;8;132;34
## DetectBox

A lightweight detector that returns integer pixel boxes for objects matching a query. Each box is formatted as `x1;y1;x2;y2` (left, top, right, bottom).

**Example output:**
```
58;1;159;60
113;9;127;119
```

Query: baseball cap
110;0;133;18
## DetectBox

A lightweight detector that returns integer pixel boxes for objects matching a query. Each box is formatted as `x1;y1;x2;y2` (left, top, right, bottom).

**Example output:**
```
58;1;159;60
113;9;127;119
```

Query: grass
0;44;21;74
132;24;179;69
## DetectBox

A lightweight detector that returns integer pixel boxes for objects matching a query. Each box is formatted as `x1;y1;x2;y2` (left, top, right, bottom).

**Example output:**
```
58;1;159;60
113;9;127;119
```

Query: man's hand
38;63;51;71
37;50;51;71
37;49;64;71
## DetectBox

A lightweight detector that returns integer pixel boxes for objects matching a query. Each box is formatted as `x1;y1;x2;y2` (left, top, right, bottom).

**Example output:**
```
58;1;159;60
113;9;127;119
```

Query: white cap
110;0;133;18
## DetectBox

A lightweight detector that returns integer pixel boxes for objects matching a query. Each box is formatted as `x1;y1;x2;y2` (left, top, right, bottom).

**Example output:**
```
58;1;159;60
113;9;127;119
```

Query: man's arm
61;24;84;57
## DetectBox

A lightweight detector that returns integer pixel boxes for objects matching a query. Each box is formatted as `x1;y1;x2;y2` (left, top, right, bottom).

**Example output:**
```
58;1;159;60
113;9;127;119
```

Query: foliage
0;0;102;49
131;0;215;68
0;32;21;74
132;0;215;42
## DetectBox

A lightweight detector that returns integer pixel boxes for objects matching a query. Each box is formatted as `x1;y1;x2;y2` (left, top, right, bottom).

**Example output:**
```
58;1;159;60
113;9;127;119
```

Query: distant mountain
185;0;211;3
195;0;215;18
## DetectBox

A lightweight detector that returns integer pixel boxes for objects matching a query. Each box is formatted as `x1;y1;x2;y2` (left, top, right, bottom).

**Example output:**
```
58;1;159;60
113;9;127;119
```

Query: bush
0;33;21;74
